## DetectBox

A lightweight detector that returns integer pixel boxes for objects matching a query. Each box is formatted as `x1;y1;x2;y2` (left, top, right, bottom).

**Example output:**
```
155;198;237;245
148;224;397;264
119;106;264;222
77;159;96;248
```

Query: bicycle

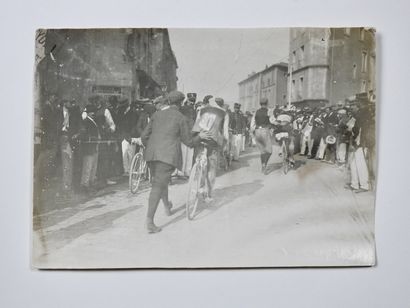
129;145;151;194
186;143;209;220
275;132;293;174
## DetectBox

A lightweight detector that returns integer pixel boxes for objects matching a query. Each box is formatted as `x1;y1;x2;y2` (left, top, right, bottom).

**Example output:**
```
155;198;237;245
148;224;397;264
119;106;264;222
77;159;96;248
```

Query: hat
215;97;224;107
234;102;240;108
203;95;213;104
260;98;268;105
337;108;347;115
166;91;185;105
187;93;197;100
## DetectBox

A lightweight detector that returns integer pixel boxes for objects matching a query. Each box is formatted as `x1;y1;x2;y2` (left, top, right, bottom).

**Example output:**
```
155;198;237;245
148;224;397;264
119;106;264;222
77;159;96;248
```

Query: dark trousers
147;161;175;223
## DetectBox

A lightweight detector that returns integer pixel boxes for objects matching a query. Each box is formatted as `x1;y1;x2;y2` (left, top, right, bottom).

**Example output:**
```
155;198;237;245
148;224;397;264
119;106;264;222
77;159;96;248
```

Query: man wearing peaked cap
140;90;210;233
166;90;185;106
186;93;197;102
251;97;274;173
230;102;246;160
180;93;198;177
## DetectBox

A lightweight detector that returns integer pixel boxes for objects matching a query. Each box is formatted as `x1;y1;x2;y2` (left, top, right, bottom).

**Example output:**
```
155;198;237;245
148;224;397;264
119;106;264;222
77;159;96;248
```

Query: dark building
35;28;178;108
288;27;376;108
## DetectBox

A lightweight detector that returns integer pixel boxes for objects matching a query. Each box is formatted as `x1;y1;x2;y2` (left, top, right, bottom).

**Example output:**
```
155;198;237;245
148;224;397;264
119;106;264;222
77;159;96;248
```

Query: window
360;28;365;41
353;63;357;79
361;80;367;92
299;77;304;98
344;28;351;36
300;45;305;63
361;51;368;72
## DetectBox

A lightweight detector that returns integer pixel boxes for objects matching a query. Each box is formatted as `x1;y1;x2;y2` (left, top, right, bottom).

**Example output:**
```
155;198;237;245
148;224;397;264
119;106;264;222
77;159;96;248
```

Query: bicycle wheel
129;153;144;194
282;141;289;175
186;162;203;220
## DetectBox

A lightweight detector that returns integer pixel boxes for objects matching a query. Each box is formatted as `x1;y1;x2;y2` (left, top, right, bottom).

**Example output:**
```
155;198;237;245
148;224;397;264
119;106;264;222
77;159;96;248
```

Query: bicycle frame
186;143;209;220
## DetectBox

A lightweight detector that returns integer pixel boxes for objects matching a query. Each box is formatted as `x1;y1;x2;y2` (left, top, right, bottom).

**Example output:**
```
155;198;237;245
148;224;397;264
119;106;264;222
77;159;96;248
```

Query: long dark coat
141;106;196;170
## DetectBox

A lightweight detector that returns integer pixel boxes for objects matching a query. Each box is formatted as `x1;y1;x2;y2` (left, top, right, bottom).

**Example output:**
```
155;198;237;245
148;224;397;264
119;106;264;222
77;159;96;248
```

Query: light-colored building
238;63;288;112
288;27;376;108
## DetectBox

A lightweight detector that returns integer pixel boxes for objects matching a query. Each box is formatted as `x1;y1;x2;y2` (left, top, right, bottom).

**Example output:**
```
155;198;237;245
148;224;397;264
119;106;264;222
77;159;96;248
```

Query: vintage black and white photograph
32;28;376;268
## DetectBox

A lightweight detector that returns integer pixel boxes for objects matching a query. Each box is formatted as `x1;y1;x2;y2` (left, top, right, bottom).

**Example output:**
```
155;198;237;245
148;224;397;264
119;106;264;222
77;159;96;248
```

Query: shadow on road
37;205;139;256
264;159;306;175
160;179;264;229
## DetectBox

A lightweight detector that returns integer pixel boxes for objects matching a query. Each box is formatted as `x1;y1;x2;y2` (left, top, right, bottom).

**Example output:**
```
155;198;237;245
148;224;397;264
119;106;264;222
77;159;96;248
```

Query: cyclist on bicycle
271;105;296;166
191;97;229;202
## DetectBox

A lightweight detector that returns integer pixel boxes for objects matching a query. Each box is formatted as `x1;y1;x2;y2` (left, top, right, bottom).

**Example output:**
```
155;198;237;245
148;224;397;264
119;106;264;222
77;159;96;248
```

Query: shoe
146;222;162;234
164;201;173;216
107;179;117;185
204;196;214;203
354;188;369;194
307;155;314;159
344;184;354;190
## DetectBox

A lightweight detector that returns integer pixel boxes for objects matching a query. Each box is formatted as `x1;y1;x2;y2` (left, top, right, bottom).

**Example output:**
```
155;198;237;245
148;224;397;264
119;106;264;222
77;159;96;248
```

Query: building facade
238;63;288;112
288;27;375;108
36;28;178;109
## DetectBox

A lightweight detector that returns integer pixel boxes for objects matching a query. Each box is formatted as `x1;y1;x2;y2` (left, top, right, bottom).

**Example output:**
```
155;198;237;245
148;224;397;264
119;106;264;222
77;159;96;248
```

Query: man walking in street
79;104;100;194
229;103;246;161
141;91;210;233
179;92;197;177
251;98;274;174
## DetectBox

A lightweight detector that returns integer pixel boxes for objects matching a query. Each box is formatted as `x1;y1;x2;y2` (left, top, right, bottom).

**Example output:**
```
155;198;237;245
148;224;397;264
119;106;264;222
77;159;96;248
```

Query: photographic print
32;28;376;268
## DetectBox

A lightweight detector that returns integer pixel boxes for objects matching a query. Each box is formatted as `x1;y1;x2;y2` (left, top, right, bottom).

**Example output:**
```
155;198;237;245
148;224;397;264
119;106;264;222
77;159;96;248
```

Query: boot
146;220;162;234
164;201;173;216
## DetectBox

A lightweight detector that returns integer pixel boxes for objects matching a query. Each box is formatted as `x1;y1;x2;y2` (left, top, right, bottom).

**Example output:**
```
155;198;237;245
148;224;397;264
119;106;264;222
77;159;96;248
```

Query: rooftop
238;62;288;85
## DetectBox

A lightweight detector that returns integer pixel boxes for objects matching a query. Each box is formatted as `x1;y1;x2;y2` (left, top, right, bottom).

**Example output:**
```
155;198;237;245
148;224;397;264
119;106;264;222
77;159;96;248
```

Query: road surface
33;146;375;268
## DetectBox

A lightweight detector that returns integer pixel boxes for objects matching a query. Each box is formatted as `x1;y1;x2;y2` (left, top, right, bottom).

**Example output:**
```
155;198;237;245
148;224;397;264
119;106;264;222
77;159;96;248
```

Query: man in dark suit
141;91;210;233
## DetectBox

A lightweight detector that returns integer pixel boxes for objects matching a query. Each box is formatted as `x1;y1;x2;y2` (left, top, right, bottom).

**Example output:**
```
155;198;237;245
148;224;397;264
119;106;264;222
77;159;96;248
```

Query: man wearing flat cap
141;90;210;233
180;93;197;176
229;102;246;161
251;97;274;173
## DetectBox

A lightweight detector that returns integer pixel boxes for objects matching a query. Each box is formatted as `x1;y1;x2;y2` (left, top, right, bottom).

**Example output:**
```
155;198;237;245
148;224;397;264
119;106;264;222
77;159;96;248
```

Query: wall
239;64;288;112
38;28;178;108
289;28;331;107
239;74;260;112
329;28;376;104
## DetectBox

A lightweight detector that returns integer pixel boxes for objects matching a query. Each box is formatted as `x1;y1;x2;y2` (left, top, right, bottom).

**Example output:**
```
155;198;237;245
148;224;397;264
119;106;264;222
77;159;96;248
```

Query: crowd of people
34;94;155;202
33;89;376;232
249;94;376;193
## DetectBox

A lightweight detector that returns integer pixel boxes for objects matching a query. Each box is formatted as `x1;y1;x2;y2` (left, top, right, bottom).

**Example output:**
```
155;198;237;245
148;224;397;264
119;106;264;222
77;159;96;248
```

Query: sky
168;28;289;104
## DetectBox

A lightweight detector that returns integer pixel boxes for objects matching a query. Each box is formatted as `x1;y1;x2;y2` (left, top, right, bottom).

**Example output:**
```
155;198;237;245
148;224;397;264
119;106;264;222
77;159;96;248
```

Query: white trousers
241;134;246;152
349;147;370;190
121;139;136;174
231;134;243;160
181;143;194;176
300;134;313;156
337;142;347;163
316;138;327;159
